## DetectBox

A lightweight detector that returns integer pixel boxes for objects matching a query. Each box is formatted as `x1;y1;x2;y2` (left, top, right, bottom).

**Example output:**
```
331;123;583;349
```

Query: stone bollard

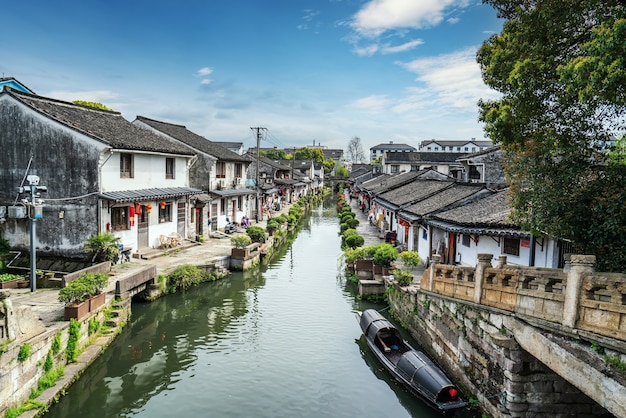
474;253;494;304
497;255;507;268
562;254;595;329
428;255;441;291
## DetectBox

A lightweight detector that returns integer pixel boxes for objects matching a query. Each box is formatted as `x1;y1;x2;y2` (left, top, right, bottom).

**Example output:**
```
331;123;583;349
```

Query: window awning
99;187;202;203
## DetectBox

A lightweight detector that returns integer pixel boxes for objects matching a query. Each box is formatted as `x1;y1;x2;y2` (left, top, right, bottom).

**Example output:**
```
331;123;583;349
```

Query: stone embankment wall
0;294;130;416
386;253;625;418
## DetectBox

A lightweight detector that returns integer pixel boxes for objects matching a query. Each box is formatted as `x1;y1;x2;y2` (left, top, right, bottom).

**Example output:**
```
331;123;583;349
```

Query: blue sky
1;0;503;155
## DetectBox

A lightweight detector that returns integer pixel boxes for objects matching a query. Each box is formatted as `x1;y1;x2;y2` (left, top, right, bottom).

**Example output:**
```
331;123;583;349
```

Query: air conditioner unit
236;177;242;185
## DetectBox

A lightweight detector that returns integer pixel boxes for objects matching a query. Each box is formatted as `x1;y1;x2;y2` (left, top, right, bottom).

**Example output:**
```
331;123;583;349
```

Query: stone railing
421;254;625;342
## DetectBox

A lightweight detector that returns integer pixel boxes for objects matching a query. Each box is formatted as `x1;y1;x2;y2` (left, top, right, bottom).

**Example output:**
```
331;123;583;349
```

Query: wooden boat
357;309;466;413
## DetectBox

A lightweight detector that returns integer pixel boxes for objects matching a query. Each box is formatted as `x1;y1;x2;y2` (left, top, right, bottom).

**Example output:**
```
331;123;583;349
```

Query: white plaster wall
101;152;188;191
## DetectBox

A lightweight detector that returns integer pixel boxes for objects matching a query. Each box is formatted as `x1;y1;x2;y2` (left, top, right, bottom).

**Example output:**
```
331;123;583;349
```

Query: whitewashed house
133;116;254;234
0;87;200;258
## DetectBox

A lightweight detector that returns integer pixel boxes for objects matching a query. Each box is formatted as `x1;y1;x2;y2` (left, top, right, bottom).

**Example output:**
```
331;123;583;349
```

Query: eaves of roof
99;187;202;203
425;219;529;239
210;188;256;197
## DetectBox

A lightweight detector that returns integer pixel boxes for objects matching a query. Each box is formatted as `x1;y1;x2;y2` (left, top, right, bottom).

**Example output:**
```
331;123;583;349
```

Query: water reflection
46;201;448;418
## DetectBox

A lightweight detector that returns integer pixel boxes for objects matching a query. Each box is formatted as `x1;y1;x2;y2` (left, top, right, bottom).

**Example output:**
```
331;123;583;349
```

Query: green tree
323;158;336;174
294;147;324;162
73;100;114;111
477;0;626;272
265;148;288;160
335;164;349;177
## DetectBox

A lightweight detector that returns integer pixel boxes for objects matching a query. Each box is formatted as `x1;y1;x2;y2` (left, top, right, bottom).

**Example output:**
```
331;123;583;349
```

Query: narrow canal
45;201;466;418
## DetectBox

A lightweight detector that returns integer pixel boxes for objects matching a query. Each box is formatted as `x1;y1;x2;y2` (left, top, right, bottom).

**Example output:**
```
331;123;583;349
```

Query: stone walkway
344;190;425;281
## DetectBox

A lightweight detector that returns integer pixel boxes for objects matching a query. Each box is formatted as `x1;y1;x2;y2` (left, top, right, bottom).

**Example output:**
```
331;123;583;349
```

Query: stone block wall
387;284;611;417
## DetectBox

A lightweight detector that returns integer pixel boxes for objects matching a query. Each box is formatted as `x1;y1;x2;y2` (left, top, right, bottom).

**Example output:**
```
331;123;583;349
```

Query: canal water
45;201;468;418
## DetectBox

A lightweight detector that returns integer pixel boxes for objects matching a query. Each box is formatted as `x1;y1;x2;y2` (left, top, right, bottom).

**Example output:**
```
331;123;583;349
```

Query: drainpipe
529;235;536;266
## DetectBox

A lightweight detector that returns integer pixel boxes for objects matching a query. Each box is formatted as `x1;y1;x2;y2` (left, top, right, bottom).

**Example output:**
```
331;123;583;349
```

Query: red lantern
136;204;142;215
159;201;166;209
146;205;152;213
129;206;135;217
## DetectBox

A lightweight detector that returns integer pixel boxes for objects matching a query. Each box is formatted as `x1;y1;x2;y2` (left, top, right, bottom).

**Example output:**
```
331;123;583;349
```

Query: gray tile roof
402;184;490;217
370;142;417;151
364;171;424;194
99;187;202;203
376;179;454;207
6;89;194;155
135;116;249;162
385;151;466;163
429;188;514;227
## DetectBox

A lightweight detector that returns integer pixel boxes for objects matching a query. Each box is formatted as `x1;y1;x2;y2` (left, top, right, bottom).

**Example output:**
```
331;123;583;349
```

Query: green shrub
51;332;61;354
17;343;31;362
340;213;355;223
0;273;21;282
246;226;266;243
373;243;398;267
266;218;280;233
66;319;81;363
344;247;368;264
43;352;54;372
393;269;413;286
231;235;252;248
344;234;364;249
343;228;359;238
168;264;205;291
399;251;421;270
346;218;360;229
0;238;10;255
58;272;108;304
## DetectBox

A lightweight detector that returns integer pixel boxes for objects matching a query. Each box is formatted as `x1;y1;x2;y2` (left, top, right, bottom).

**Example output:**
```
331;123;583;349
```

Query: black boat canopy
397;351;453;401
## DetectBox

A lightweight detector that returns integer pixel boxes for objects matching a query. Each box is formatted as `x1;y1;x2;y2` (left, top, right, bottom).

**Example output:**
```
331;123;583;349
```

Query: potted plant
84;232;121;263
372;243;399;276
59;272;109;320
246;226;266;243
231;235;253;258
0;273;23;289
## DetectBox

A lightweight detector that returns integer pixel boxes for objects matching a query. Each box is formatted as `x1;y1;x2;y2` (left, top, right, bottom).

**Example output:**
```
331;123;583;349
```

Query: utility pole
19;175;47;292
250;127;266;222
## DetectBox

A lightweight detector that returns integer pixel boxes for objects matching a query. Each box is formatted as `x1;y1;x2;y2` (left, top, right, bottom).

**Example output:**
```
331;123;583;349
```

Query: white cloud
201;79;212;85
381;39;424;54
395;47;500;110
352;0;467;37
351;94;391;113
195;67;213;77
447;17;460;24
354;44;379;56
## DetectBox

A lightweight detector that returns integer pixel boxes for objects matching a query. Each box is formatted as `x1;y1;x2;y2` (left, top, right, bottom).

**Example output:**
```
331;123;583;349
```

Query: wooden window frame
111;206;129;231
216;161;226;179
158;203;172;224
120;153;134;178
166;157;175;179
503;237;520;256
